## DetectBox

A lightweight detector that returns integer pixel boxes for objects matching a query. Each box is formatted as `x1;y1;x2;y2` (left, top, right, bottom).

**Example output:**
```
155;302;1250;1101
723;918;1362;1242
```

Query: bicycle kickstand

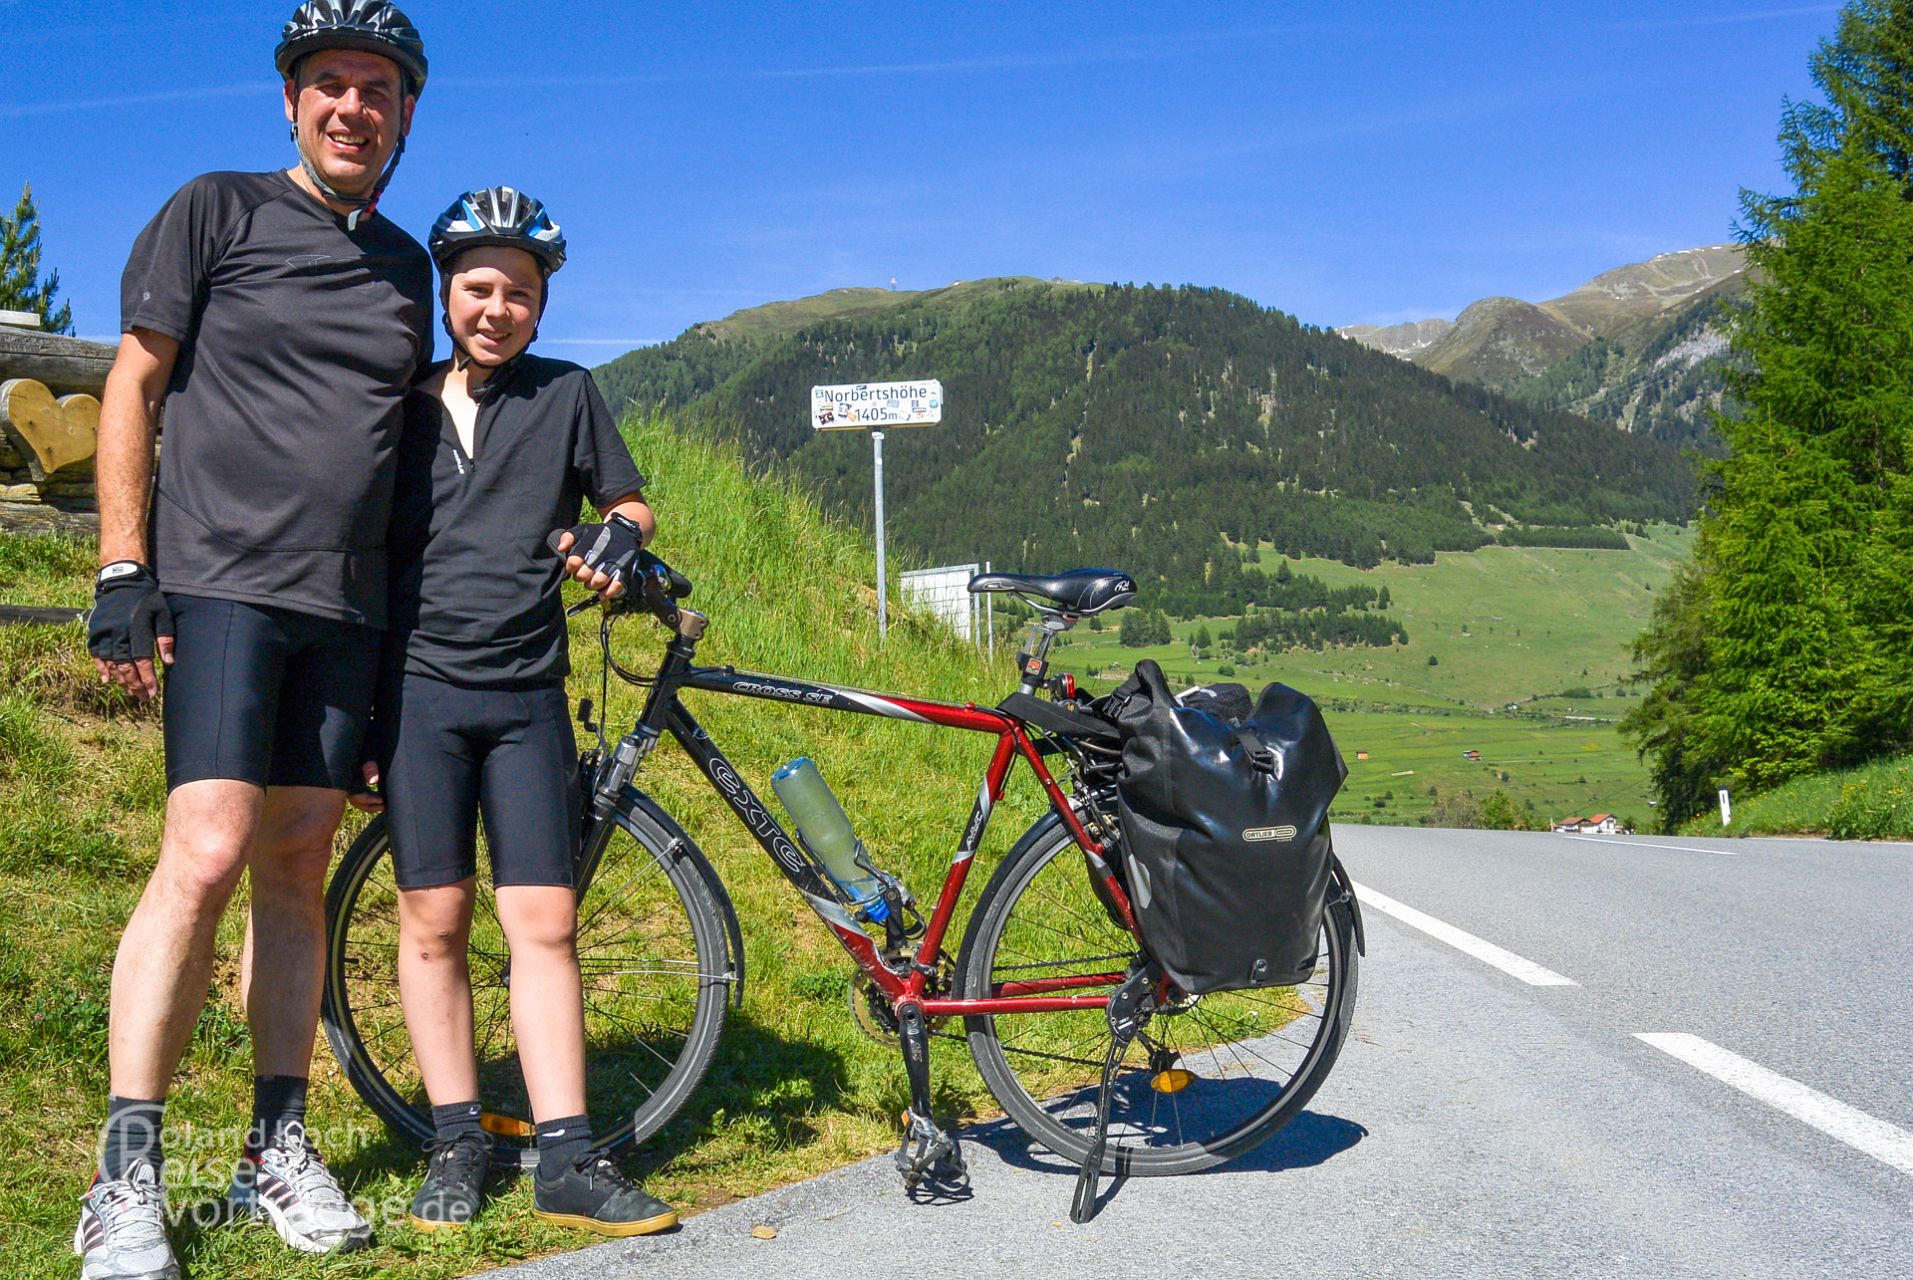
893;1001;968;1196
1070;960;1159;1224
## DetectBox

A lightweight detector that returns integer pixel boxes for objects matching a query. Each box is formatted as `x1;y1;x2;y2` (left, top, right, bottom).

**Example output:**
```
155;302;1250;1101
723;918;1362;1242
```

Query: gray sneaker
74;1158;179;1280
228;1125;372;1254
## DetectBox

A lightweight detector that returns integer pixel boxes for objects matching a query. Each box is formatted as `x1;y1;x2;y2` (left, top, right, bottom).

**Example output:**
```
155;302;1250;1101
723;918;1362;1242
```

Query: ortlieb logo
1243;825;1297;842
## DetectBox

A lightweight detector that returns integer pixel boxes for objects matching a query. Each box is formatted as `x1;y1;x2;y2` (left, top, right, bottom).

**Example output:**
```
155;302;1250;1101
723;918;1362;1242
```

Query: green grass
1059;526;1692;827
1678;753;1913;840
0;413;1049;1279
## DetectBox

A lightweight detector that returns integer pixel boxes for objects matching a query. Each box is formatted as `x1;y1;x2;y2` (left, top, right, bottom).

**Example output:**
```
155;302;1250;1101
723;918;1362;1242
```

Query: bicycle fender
1329;851;1366;957
619;787;747;1009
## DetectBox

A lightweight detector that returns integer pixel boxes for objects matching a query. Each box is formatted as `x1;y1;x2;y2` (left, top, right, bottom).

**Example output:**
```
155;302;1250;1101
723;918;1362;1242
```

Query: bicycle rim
963;815;1356;1175
322;802;730;1165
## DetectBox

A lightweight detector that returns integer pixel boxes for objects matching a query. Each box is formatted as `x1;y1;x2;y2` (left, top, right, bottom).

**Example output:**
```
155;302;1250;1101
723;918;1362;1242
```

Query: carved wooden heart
0;378;99;480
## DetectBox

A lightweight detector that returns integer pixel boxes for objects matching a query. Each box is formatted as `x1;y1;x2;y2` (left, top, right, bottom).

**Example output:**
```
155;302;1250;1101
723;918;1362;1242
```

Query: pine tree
0;185;74;335
1626;0;1913;824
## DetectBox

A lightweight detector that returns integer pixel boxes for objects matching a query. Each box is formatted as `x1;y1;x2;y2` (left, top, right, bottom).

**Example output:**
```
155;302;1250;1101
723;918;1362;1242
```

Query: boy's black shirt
385;355;645;688
120;170;434;626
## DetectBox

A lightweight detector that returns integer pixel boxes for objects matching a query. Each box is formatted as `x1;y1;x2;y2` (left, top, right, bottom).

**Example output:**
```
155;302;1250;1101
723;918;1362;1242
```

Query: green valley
1049;525;1694;828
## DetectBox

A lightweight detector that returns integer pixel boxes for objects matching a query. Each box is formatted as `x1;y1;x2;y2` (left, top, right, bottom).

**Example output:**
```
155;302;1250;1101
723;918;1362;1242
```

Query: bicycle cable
599;608;656;690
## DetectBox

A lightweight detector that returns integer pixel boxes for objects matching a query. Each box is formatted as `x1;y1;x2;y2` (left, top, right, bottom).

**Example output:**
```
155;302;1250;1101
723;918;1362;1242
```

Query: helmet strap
291;109;407;231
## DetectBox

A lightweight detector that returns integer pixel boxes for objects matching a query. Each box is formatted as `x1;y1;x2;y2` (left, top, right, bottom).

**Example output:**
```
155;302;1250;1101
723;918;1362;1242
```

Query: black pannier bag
1108;660;1347;994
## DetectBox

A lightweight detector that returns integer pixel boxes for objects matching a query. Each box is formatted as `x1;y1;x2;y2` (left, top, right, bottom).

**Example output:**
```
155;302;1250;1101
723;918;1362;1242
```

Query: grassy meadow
1678;752;1913;840
0;415;1055;1280
1056;526;1693;828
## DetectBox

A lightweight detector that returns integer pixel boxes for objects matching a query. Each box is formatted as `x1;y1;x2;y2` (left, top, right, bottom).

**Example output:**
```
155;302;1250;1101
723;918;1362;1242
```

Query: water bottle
770;757;890;922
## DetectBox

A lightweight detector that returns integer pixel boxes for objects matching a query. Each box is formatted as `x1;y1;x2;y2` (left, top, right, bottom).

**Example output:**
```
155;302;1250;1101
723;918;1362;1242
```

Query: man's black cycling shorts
373;671;579;890
162;594;380;792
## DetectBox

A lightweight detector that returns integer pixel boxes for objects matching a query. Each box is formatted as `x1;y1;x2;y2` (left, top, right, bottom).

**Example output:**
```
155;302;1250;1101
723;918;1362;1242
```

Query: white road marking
1353;883;1578;986
1634;1033;1913;1178
1561;834;1739;856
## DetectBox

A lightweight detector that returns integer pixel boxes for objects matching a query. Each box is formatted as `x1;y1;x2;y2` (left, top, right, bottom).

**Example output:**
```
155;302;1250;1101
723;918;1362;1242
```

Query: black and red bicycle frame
614;626;1140;1019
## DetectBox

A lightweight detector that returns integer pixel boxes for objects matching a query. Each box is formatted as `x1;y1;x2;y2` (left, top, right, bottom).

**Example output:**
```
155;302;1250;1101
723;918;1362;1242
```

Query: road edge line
1351;882;1578;987
1634;1032;1913;1178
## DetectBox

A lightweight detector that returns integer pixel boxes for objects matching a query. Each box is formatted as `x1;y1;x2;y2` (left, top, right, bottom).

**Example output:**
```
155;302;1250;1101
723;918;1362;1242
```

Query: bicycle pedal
893;1111;967;1192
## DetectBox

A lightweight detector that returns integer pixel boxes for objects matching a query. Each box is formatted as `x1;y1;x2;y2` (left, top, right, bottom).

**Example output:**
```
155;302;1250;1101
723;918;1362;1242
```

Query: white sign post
810;381;943;640
1719;788;1732;826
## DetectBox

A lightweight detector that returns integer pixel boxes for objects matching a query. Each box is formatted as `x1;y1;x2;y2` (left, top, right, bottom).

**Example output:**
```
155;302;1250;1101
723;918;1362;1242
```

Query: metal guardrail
0;604;85;626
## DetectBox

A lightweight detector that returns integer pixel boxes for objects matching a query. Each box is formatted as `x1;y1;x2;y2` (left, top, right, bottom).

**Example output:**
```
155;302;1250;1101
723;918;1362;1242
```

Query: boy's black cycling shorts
374;672;579;890
162;594;380;792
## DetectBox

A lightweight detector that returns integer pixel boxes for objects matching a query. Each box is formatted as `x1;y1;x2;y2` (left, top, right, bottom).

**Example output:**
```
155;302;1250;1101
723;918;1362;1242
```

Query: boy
364;186;673;1235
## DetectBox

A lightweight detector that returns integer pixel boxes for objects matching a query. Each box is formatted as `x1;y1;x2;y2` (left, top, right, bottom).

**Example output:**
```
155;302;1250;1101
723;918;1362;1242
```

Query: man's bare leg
238;786;348;1081
108;779;264;1100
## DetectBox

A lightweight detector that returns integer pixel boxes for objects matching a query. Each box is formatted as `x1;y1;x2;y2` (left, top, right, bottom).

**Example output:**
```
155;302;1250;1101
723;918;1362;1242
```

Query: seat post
1016;611;1073;696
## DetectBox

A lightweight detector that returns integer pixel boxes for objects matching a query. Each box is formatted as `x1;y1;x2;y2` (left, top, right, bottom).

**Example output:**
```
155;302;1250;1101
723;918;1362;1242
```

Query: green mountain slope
1341;246;1746;448
1506;275;1743;453
1415;296;1589;388
597;281;1694;616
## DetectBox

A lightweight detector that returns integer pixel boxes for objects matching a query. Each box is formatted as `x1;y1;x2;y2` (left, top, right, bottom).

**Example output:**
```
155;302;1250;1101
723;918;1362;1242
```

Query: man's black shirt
386;356;645;689
120;170;434;626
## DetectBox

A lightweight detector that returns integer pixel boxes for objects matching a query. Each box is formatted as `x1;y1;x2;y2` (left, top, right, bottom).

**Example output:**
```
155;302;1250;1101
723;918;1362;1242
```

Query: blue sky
3;1;1838;352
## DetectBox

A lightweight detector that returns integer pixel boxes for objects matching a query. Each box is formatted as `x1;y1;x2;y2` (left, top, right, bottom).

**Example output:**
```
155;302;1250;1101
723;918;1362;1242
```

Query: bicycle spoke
575;854;670;933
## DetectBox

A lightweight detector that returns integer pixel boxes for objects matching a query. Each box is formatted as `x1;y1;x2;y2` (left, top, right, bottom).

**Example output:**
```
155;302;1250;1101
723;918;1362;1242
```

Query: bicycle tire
960;810;1358;1175
321;794;731;1167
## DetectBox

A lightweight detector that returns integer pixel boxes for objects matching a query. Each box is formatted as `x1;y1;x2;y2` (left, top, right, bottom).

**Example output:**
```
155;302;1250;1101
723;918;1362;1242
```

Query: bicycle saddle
967;568;1137;615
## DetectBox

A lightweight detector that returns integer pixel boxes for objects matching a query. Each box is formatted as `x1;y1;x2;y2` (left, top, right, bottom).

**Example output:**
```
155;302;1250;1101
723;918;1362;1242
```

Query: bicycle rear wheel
961;810;1358;1175
322;796;731;1167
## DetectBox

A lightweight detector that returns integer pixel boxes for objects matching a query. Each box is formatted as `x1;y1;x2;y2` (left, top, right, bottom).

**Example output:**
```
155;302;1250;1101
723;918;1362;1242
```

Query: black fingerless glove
87;561;174;663
548;512;645;585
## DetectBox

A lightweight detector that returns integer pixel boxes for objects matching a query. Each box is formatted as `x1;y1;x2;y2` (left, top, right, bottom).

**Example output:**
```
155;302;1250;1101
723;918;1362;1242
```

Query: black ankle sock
100;1095;166;1181
432;1100;484;1144
535;1114;593;1180
249;1075;309;1151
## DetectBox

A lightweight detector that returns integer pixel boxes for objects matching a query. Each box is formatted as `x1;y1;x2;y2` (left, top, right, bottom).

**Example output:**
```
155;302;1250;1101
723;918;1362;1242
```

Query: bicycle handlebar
564;549;694;625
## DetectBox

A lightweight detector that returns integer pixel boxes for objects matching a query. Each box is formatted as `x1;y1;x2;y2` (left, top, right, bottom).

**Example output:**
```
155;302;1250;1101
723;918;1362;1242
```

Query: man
77;4;431;1275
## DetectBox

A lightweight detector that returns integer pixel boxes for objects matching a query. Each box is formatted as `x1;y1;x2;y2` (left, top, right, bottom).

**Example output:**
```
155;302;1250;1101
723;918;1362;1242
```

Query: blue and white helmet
429;186;566;276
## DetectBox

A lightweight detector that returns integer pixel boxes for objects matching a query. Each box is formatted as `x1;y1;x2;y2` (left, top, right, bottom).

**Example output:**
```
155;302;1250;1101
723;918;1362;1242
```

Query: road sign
810;380;945;642
811;380;943;431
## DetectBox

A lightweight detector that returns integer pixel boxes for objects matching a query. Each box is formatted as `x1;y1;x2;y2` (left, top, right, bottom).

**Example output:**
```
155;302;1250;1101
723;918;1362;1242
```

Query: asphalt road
490;826;1913;1280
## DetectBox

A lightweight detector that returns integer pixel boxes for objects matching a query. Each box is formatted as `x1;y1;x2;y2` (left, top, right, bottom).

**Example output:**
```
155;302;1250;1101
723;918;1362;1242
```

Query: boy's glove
87;561;174;662
549;512;645;587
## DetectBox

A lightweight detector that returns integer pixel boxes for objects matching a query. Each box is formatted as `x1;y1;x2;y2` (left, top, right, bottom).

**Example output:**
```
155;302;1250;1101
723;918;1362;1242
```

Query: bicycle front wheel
961;810;1358;1175
322;796;731;1166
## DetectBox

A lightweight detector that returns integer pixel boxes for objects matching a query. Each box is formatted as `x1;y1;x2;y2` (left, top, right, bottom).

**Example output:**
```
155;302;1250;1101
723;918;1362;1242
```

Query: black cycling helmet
277;1;427;227
431;187;566;389
429;187;568;276
275;0;428;95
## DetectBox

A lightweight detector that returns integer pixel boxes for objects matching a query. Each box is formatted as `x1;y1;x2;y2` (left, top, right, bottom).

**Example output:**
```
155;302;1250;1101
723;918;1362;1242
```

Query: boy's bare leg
395;879;480;1104
495;885;585;1120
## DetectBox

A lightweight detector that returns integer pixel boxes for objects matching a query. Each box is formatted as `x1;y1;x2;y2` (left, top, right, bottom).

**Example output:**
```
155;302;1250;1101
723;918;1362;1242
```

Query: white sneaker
74;1158;179;1280
227;1124;371;1254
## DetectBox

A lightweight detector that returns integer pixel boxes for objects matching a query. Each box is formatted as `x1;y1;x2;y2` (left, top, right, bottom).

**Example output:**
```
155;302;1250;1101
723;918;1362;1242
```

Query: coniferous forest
1624;0;1913;827
597;283;1693;621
